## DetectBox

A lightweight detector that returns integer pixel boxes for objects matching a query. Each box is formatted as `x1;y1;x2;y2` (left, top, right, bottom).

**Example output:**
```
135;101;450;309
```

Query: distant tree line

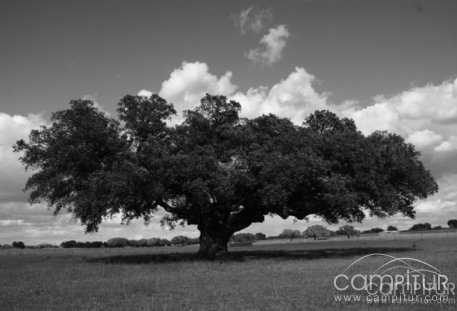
60;237;201;248
407;221;455;231
1;219;456;250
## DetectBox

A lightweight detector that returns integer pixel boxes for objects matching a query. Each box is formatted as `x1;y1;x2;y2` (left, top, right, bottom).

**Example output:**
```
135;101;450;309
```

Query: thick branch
227;205;265;232
156;199;174;213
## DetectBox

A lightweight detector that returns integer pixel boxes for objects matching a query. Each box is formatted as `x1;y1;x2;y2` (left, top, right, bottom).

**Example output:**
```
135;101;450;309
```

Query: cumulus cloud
0;219;27;226
343;78;457;136
0;112;45;202
341;77;457;180
138;89;153;97
157;62;329;124
82;95;111;116
247;24;289;66
233;6;273;34
232;67;330;123
339;77;457;230
406;129;443;150
159;61;237;116
435;136;457;152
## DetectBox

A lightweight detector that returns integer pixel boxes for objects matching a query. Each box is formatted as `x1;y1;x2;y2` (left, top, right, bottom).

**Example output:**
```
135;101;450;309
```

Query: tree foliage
362;227;384;234
336;225;359;238
12;241;26;249
170;235;192;246
279;229;302;241
230;233;257;243
303;225;331;240
14;94;438;257
408;223;432;231
448;219;457;229
107;237;130;248
254;232;267;241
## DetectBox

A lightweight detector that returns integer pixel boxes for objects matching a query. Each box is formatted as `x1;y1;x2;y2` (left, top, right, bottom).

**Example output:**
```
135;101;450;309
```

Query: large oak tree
14;94;438;257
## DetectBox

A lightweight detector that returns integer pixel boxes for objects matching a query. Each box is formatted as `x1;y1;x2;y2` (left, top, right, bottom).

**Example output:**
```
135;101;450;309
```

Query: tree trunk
197;226;232;258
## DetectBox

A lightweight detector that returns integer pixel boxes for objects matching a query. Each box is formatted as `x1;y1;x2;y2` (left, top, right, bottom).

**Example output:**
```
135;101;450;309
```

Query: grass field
1;234;456;311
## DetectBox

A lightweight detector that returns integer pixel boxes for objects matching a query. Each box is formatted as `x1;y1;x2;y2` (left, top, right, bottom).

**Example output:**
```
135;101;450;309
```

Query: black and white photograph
1;1;456;310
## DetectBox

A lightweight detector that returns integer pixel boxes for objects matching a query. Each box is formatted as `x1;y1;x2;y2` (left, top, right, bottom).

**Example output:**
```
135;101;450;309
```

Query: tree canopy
448;219;457;229
279;229;302;241
303;225;331;240
335;225;359;238
14;94;438;257
409;223;432;231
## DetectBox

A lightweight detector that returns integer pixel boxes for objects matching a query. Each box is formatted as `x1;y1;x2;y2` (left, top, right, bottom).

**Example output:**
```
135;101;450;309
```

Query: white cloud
247;24;289;66
0;219;27;226
233;6;273;34
138;89;153;97
159;61;237;116
157;63;329;124
341;77;457;180
345;102;401;135
82;95;111;117
338;78;457;231
406;129;443;150
343;78;457;136
231;67;330;123
0;112;45;202
435;136;457;152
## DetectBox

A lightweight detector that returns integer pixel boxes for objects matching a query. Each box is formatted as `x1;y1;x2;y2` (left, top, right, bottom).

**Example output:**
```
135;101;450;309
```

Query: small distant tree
12;241;26;249
363;227;384;234
231;233;256;243
387;226;398;231
146;238;160;247
448;219;457;229
37;243;56;249
337;225;357;239
279;229;302;241
136;239;149;247
107;237;130;248
129;239;149;247
303;225;331;240
60;240;77;248
409;223;432;231
75;241;85;248
157;239;171;247
85;241;104;248
128;240;140;247
254;232;267;241
432;226;442;230
171;236;192;246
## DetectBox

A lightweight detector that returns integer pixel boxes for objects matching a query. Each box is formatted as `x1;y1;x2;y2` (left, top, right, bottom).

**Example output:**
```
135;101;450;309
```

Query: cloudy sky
1;0;457;244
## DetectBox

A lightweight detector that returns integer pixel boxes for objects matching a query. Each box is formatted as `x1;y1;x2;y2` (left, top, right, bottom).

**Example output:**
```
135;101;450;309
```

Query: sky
1;0;457;244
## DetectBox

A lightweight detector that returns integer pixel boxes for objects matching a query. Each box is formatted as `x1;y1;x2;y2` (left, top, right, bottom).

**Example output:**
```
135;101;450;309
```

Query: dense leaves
448;219;457;229
303;225;331;240
15;94;438;256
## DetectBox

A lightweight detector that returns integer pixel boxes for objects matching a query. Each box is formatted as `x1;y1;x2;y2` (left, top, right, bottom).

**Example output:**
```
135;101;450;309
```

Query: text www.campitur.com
334;294;363;302
334;294;456;304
